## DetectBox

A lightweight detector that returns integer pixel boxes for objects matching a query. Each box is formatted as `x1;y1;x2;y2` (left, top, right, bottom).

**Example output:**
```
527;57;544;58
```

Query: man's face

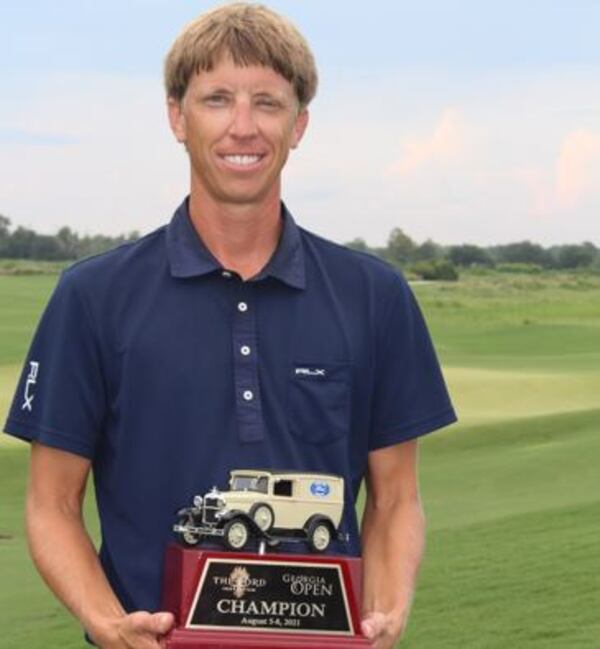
168;56;309;207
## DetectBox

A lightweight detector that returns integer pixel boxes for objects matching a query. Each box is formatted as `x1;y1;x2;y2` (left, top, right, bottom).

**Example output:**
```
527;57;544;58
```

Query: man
4;4;456;648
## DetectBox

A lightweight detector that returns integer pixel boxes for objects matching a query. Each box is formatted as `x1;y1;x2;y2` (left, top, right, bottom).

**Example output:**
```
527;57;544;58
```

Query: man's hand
360;440;425;649
92;611;175;649
26;444;175;648
361;610;407;649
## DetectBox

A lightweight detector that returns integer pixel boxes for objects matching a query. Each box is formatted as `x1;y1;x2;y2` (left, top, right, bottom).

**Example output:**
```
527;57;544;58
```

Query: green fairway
417;272;600;373
0;275;59;364
1;270;599;647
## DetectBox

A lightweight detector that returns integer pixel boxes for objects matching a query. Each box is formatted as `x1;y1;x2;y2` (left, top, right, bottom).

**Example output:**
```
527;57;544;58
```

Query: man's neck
188;188;283;281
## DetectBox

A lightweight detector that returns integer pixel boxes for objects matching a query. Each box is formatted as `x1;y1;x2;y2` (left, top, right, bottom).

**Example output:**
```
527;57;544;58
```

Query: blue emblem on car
311;482;330;497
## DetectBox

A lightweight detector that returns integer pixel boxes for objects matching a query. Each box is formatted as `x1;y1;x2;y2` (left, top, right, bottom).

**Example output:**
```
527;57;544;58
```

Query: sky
1;0;600;247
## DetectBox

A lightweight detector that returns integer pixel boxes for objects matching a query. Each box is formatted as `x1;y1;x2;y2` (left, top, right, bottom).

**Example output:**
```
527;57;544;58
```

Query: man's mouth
221;154;264;167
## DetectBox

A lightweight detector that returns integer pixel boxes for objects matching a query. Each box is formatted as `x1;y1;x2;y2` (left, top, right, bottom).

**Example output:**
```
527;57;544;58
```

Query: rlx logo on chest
295;367;327;378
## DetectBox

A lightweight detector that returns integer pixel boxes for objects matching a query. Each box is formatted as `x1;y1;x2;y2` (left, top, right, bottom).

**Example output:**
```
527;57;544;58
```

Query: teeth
223;155;261;166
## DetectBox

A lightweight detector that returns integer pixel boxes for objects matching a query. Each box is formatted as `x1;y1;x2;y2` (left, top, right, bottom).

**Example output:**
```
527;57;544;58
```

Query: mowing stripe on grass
445;367;600;425
403;500;600;649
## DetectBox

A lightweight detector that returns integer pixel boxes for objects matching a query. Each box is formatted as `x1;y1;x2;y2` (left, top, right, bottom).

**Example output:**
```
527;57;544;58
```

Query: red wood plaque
162;544;372;648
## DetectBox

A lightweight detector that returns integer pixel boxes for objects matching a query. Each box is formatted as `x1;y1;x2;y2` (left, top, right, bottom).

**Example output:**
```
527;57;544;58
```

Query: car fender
303;513;336;536
219;510;264;535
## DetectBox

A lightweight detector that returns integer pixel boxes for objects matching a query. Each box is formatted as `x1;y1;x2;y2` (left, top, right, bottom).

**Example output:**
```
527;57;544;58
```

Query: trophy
162;469;372;647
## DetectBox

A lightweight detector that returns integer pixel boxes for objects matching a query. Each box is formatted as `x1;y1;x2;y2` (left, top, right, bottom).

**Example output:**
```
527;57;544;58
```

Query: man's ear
290;109;309;150
167;97;186;143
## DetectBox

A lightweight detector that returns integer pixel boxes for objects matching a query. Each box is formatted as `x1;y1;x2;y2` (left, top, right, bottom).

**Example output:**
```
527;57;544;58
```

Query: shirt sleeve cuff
3;417;96;459
369;407;458;451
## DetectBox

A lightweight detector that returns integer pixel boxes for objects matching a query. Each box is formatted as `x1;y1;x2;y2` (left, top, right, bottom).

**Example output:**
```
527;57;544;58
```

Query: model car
173;469;345;553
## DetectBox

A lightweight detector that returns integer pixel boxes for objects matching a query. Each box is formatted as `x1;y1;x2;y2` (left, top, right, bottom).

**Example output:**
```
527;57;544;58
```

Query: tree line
346;228;599;279
0;215;139;261
1;214;598;278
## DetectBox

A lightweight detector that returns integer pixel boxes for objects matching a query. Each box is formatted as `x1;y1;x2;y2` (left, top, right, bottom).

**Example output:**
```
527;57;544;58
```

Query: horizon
1;214;596;252
2;1;600;247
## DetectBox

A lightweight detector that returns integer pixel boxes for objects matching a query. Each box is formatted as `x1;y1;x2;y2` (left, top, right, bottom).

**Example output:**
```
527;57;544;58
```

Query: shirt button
240;346;251;356
243;390;254;401
222;270;232;278
238;302;248;312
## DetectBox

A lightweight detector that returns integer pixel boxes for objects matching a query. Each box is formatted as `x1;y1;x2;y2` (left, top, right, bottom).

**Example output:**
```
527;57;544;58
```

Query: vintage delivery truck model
173;469;346;553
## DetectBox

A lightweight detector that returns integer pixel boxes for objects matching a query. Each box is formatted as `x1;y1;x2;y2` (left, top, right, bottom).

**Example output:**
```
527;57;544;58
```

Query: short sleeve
3;270;106;458
369;275;457;450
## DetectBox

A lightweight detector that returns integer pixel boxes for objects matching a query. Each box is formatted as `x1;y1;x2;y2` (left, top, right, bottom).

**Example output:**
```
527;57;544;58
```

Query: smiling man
4;4;456;649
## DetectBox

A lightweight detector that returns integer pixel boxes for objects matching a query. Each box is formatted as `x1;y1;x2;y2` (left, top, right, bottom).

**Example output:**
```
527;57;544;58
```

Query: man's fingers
119;611;175;648
361;611;387;639
150;612;175;635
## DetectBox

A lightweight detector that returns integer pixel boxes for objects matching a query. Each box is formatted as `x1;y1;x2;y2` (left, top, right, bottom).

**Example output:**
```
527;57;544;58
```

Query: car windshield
231;475;268;494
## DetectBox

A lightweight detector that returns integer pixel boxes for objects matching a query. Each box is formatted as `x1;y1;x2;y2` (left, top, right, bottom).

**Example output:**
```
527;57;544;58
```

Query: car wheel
307;520;332;553
224;518;251;551
250;504;274;532
177;516;200;547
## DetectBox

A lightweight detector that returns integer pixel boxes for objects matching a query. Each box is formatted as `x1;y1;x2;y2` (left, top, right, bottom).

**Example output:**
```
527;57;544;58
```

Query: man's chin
212;184;279;207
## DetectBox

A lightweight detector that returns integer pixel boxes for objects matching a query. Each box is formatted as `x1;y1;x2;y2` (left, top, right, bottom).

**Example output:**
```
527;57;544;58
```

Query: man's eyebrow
253;90;290;103
202;86;233;94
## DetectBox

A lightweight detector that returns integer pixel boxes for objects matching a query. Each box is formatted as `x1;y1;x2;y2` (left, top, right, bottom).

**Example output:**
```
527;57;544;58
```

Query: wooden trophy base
162;544;372;648
165;628;371;648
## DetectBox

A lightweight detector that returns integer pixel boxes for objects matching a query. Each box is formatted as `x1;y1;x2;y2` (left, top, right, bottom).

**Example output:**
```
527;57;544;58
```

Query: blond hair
164;3;318;108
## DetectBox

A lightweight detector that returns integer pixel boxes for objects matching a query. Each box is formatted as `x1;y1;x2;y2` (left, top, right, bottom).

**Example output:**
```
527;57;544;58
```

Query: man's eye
256;98;280;109
204;95;229;106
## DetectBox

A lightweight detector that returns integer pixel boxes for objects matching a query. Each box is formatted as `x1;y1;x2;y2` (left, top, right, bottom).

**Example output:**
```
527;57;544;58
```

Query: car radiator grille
203;498;220;524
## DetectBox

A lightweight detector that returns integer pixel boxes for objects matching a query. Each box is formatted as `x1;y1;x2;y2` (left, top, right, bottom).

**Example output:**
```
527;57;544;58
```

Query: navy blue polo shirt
4;198;456;614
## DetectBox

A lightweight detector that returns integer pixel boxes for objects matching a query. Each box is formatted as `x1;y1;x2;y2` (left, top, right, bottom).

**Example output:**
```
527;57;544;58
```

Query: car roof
230;468;342;481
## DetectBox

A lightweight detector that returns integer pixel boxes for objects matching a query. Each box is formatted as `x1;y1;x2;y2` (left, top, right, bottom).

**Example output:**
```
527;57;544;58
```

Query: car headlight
193;495;203;508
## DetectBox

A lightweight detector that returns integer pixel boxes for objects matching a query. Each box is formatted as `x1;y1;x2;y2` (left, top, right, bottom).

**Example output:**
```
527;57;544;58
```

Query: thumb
361;611;386;639
149;612;175;635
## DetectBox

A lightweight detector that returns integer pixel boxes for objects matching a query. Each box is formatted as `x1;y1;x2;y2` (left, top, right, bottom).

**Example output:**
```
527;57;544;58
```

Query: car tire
307;519;332;553
224;518;251;551
250;503;275;532
177;515;200;547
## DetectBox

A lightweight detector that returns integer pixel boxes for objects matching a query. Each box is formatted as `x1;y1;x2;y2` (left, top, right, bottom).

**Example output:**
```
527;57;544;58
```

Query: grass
0;259;69;275
0;447;100;649
420;408;600;531
1;269;599;647
417;272;600;372
406;500;600;648
0;275;59;364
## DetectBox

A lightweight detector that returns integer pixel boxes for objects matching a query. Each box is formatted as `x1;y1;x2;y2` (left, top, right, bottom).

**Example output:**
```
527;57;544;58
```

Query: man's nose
228;101;259;138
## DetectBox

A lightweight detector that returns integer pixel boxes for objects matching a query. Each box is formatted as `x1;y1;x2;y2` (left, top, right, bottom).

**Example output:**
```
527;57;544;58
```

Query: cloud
518;128;600;218
2;66;599;247
556;129;600;209
515;166;551;219
386;107;468;177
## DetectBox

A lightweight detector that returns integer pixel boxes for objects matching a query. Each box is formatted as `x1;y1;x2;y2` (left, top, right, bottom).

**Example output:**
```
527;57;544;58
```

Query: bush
411;260;459;281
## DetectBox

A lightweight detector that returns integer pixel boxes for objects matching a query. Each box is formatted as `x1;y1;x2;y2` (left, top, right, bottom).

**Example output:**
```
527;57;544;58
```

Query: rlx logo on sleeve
21;361;39;412
295;367;326;378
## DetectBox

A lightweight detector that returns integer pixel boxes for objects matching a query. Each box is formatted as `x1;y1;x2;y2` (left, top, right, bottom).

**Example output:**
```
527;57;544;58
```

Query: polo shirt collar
166;198;306;289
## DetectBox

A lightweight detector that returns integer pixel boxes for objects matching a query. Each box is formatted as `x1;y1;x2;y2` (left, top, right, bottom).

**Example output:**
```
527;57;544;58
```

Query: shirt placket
232;282;265;442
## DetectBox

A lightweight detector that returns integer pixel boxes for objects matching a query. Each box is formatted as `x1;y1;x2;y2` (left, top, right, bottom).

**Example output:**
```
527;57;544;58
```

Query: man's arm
360;439;425;649
26;442;173;648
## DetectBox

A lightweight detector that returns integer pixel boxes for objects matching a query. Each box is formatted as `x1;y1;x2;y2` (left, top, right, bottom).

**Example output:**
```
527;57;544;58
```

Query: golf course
1;268;599;647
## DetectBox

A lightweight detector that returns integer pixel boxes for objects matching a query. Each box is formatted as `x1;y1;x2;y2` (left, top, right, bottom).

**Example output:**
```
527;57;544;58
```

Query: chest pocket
288;362;352;444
